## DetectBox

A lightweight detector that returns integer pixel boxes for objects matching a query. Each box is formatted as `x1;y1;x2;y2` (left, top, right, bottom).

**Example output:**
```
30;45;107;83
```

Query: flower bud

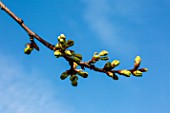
103;62;112;71
24;44;33;55
99;50;108;56
74;54;82;60
72;56;81;63
111;60;120;68
133;70;142;76
55;43;61;49
134;56;141;68
65;50;72;56
92;55;100;62
77;71;88;78
70;74;78;81
71;80;78;86
139;68;148;72
54;50;62;58
60;72;69;80
119;70;131;77
60;34;66;39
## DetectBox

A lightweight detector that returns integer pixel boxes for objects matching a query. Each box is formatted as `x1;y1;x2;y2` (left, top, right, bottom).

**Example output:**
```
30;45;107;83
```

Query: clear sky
0;0;170;113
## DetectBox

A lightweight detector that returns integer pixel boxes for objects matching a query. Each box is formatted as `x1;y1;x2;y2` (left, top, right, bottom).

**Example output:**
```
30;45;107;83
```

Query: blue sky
0;0;170;113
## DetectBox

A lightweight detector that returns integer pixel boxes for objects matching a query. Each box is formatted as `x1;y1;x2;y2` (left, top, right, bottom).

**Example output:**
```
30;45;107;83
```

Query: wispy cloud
83;0;144;55
0;54;72;113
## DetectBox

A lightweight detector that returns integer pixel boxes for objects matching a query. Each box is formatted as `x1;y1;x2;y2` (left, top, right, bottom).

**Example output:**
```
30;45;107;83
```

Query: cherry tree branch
0;1;148;86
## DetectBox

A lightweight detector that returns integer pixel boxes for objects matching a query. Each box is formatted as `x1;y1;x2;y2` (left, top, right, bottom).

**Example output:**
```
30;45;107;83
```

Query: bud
139;68;148;72
92;55;100;62
103;62;112;71
73;62;78;69
77;71;88;78
107;71;114;77
65;50;72;56
134;56;141;68
133;70;142;76
24;44;33;55
111;60;120;68
72;56;81;63
119;70;131;77
100;56;109;61
66;40;74;48
58;34;66;44
99;50;108;56
60;72;69;80
55;43;61;49
70;74;78;81
74;54;82;60
54;50;62;58
71;80;78;86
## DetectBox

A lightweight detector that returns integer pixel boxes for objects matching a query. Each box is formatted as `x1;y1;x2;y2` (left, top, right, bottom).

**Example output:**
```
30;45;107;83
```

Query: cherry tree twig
0;1;148;86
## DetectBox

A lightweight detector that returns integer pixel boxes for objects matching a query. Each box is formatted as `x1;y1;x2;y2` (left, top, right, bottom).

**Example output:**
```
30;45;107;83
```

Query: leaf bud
54;50;62;58
60;71;69;80
111;60;120;68
70;74;78;81
24;44;33;55
119;70;131;77
139;68;148;72
74;54;82;60
99;50;108;56
77;71;88;78
103;62;112;71
65;50;72;56
132;70;142;77
134;56;141;68
72;56;82;63
71;80;78;86
66;40;74;48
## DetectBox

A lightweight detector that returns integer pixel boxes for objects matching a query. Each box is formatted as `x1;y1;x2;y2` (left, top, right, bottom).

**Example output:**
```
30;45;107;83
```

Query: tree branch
0;1;148;86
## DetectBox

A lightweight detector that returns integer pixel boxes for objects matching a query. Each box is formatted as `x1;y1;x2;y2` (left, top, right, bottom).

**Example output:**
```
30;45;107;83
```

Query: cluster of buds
60;67;88;86
91;50;109;63
54;34;82;63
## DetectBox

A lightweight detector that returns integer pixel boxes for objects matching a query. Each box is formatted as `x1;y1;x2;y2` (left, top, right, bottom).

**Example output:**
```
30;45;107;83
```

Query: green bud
100;56;109;61
119;70;131;77
103;62;112;71
77;71;88;78
111;60;120;68
99;50;108;56
66;40;74;48
71;80;78;86
54;50;62;58
60;72;69;80
74;54;82;60
65;50;72;56
70;74;78;81
24;44;33;55
72;56;81;63
133;70;142;76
